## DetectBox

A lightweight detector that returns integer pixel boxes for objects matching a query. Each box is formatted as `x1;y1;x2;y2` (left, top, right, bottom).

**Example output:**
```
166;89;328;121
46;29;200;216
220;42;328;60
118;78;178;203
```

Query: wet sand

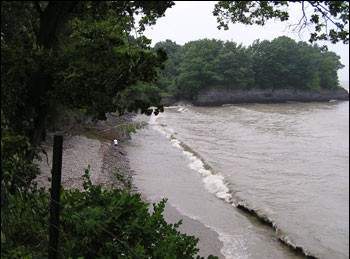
164;203;224;258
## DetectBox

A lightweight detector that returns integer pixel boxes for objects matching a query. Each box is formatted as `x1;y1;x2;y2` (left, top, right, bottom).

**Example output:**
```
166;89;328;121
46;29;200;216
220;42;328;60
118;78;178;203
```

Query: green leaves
52;14;166;119
114;81;163;115
1;130;40;193
155;36;343;99
1;188;50;258
213;1;349;44
249;36;343;90
213;1;290;28
2;1;173;147
2;169;213;258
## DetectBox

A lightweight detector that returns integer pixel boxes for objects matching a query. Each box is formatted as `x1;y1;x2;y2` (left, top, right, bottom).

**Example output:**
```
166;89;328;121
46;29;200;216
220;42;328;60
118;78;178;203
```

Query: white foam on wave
148;113;158;125
218;233;250;259
150;114;233;204
203;175;231;201
148;113;250;259
170;202;249;259
176;107;189;113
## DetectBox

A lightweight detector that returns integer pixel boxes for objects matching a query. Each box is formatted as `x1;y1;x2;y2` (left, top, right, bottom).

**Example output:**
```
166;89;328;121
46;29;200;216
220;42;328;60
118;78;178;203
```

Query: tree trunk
29;1;77;146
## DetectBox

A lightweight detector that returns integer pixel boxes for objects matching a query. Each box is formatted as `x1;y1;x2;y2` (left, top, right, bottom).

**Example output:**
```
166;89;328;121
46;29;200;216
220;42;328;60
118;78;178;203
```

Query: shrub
1;169;218;258
1;188;49;258
1;130;40;193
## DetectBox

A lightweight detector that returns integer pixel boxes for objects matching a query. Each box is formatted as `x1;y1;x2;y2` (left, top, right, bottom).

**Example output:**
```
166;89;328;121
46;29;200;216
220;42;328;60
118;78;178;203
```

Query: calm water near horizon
126;87;349;258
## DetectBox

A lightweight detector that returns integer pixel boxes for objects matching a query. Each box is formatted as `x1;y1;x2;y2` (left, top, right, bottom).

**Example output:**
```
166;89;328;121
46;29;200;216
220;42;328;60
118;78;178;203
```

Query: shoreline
164;202;225;258
162;87;349;107
138;188;225;258
35;113;225;258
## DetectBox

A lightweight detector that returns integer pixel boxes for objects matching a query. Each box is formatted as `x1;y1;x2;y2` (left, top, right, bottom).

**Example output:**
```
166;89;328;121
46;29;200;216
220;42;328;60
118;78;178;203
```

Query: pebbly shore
36;113;135;190
35;112;224;258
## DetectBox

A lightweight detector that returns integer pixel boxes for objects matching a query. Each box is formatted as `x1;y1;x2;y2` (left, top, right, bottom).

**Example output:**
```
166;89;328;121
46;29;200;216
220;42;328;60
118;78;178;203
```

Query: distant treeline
154;36;344;100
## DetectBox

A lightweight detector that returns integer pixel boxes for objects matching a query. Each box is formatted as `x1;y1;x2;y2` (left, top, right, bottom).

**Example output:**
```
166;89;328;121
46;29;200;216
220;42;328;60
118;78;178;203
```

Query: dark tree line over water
155;37;344;100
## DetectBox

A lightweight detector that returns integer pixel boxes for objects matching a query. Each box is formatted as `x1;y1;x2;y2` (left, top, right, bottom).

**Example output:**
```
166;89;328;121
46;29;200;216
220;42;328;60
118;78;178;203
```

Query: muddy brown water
126;98;348;259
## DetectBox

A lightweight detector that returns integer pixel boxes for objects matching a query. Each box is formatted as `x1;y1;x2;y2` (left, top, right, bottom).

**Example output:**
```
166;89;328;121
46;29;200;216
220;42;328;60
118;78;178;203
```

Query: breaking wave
151;114;232;204
235;202;318;259
148;111;319;259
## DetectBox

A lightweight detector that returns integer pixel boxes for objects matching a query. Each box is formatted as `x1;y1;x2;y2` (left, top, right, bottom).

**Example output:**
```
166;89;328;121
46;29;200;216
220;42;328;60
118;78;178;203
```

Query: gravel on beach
36;113;134;190
36;134;132;190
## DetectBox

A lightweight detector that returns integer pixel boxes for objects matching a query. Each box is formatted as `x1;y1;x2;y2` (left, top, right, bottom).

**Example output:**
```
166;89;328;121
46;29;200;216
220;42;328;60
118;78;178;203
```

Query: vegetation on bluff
155;37;345;100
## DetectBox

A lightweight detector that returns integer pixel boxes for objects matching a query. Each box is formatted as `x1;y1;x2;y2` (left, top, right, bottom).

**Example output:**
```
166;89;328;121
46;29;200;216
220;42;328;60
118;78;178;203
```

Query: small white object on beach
113;139;118;146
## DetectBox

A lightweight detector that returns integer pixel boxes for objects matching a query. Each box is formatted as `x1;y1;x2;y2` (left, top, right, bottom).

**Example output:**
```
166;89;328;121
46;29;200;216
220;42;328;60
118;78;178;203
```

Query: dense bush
1;187;49;258
1;169;218;258
1;129;40;193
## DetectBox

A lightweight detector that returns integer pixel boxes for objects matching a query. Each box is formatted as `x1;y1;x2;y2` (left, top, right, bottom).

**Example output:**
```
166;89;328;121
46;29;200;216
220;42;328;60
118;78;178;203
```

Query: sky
142;1;349;83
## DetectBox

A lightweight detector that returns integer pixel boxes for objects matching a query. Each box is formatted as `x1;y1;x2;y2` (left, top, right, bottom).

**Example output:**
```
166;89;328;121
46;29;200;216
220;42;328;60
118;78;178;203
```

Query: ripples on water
154;101;349;259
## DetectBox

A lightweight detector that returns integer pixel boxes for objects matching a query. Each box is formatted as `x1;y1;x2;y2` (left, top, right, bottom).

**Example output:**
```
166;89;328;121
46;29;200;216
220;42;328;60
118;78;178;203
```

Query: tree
1;1;174;146
54;17;167;118
248;36;344;90
319;51;344;89
213;1;349;44
217;41;255;89
154;37;344;99
154;40;182;95
175;39;224;99
249;36;302;89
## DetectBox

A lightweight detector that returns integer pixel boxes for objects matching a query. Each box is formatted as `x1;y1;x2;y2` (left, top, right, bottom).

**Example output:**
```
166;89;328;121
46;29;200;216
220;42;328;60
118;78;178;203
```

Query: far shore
162;87;349;107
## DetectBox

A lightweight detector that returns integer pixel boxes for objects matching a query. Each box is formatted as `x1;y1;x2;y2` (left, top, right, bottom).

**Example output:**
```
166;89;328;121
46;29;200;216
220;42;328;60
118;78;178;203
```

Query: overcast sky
143;1;349;83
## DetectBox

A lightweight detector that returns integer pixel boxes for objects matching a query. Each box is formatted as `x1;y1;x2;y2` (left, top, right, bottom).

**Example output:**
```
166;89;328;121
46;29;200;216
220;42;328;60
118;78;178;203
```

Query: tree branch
288;1;308;34
309;1;341;30
299;1;308;32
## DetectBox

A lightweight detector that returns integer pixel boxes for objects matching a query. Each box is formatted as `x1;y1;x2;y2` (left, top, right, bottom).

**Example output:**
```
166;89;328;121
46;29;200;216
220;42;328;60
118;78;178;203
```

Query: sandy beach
35;114;224;258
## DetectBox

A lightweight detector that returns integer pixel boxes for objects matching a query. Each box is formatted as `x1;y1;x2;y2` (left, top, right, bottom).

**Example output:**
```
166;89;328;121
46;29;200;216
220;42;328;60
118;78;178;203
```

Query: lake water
126;95;349;258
